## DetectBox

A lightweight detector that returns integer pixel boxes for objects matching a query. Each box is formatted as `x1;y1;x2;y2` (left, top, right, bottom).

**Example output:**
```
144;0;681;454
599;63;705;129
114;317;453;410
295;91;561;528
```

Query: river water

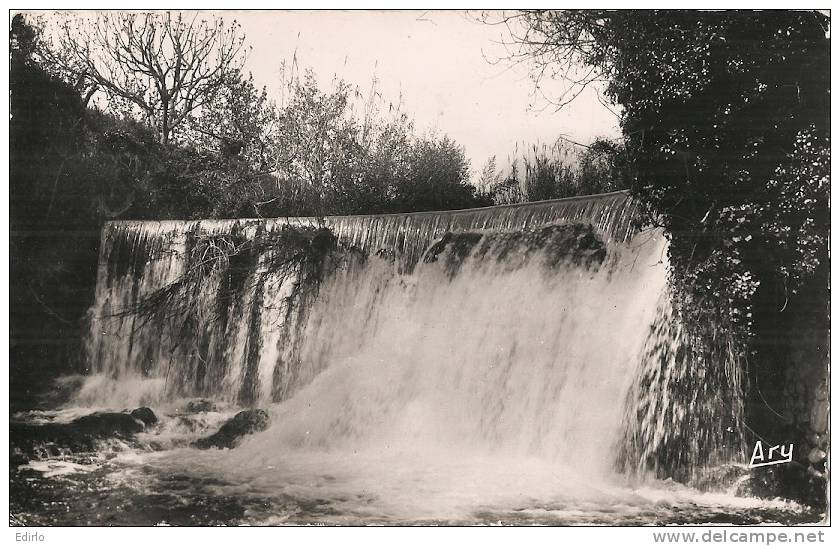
9;194;826;526
10;400;821;526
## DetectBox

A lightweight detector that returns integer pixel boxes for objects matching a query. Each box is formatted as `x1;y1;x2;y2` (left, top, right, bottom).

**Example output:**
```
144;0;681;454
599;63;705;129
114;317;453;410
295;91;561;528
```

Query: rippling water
12;195;825;526
10;405;823;526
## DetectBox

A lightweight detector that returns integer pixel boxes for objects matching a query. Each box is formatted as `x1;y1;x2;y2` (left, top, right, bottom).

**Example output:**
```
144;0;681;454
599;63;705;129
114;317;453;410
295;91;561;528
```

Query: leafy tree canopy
495;10;829;333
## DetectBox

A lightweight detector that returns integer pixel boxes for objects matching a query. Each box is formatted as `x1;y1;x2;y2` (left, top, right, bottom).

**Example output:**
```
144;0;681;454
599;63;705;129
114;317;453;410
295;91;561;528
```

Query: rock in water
71;412;146;436
11;411;148;462
130;407;158;426
185;399;218;413
191;409;270;450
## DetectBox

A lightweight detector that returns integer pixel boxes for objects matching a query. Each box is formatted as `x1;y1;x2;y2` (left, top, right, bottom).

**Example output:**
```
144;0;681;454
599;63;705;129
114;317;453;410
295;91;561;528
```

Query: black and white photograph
6;5;832;535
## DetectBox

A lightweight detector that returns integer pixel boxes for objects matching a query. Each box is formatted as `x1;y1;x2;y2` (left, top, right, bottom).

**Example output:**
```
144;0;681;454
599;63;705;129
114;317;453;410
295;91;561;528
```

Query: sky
229;10;621;174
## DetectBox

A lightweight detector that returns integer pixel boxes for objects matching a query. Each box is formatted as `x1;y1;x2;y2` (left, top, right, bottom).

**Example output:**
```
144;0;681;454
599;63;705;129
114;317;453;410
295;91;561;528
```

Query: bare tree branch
479;10;615;112
42;11;247;145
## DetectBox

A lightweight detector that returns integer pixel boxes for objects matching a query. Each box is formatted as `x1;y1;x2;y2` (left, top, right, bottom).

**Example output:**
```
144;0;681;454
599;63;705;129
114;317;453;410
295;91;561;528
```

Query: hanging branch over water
109;224;352;329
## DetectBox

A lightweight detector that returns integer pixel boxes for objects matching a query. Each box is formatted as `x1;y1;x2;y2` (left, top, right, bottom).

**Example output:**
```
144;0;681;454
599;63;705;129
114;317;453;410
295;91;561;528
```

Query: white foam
20;460;100;478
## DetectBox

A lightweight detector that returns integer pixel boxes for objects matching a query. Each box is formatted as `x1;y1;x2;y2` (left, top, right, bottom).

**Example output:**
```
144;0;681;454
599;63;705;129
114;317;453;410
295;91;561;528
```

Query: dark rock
736;464;827;509
186;399;218;413
191;409;270;450
71;412;145;436
10;411;146;462
10;423;98;461
130;407;158;426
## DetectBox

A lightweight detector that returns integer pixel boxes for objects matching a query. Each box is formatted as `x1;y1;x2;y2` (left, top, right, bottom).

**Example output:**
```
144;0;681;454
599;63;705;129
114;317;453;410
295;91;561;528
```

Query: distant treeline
12;12;621;231
11;15;484;225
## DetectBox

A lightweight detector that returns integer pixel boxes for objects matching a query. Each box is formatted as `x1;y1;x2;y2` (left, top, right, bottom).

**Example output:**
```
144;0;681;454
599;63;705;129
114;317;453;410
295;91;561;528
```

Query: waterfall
80;190;743;483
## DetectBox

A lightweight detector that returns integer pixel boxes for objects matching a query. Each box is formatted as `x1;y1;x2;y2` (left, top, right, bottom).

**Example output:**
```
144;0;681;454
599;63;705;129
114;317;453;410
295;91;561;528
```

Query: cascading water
19;191;813;524
82;191;642;408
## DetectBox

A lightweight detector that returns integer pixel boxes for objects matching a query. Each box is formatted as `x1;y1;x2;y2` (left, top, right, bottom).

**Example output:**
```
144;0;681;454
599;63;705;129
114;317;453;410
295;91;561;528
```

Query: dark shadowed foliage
496;9;829;501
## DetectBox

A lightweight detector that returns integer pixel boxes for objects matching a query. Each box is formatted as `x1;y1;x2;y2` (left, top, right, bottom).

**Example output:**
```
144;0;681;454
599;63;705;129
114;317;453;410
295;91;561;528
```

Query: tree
480;11;612;109
392;135;483;212
273;71;363;204
255;69;490;216
493;10;830;492
483;138;628;204
576;138;630;195
186;71;279;170
10;14;89;228
10;13;118;372
44;11;248;144
492;10;829;303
